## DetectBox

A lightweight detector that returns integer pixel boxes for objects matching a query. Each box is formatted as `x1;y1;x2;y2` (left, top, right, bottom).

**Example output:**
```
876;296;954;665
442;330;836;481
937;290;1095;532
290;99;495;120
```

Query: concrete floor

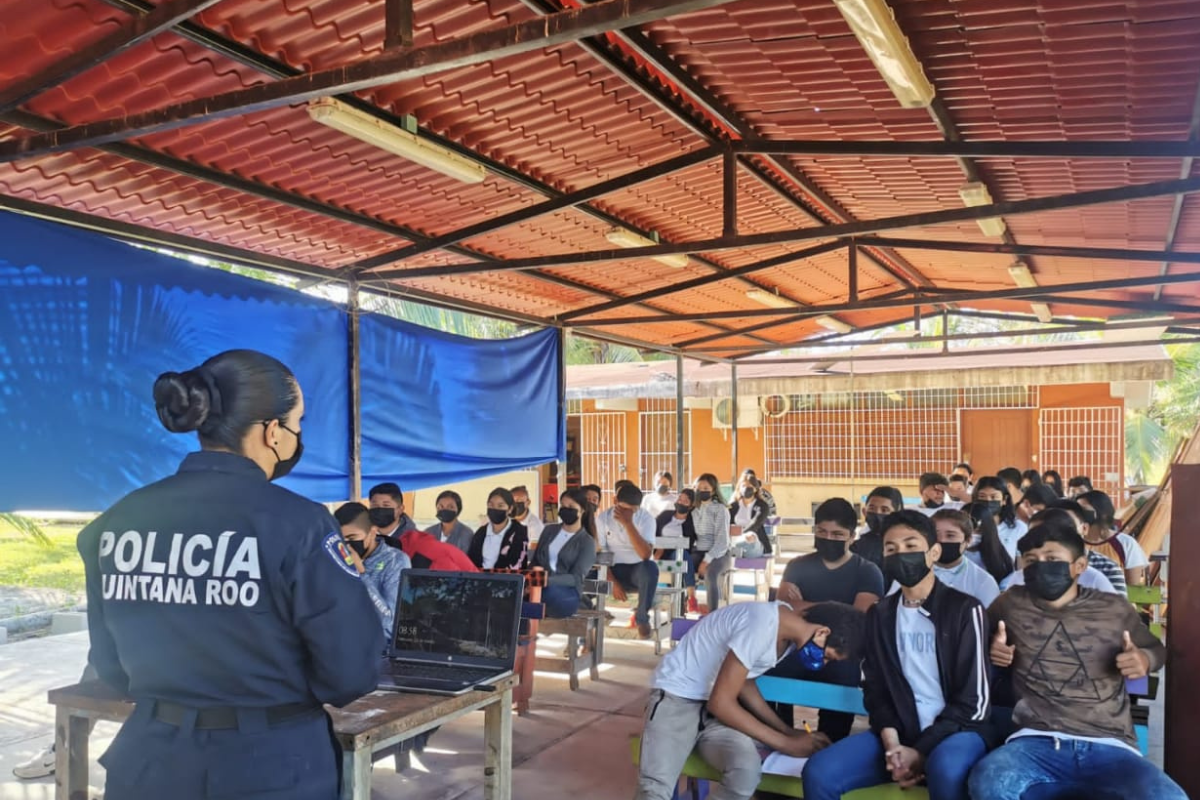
0;630;657;800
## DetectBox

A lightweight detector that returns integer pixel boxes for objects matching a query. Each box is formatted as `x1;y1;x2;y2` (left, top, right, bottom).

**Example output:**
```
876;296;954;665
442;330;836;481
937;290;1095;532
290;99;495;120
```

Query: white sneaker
13;745;55;779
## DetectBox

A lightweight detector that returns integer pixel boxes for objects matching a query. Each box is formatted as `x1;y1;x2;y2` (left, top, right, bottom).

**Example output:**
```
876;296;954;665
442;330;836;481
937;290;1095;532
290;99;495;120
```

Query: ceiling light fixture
307;97;487;185
958;182;1007;238
815;315;854;334
833;0;936;109
746;289;799;308
605;227;689;268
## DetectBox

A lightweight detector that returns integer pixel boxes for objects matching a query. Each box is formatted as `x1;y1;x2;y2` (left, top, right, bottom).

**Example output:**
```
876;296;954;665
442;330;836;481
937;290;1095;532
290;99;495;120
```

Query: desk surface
48;675;518;748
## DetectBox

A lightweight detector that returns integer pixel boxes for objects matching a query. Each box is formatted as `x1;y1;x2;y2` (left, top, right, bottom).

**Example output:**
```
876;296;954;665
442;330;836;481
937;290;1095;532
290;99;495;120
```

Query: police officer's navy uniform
79;451;384;799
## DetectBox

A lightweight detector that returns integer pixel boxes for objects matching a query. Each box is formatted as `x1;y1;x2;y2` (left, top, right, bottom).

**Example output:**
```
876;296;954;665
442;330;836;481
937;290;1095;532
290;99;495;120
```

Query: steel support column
347;282;363;499
723;150;738;237
849;239;859;303
730;363;739;486
676;355;686;487
557;326;568;502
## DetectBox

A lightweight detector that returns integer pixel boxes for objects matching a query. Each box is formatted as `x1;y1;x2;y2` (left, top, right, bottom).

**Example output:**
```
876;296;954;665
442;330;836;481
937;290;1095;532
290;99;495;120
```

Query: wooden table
47;676;517;800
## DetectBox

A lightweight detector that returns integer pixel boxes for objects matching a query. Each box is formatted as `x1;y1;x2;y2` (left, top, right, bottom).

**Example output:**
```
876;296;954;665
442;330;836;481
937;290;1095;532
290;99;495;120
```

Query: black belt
152;700;320;730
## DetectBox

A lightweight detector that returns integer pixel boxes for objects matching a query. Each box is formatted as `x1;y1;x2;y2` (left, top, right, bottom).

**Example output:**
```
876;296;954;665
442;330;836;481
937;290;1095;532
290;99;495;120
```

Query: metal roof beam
1153;78;1200;300
854;236;1200;266
732;140;1200;159
366;175;1200;280
0;0;748;162
0;0;225;114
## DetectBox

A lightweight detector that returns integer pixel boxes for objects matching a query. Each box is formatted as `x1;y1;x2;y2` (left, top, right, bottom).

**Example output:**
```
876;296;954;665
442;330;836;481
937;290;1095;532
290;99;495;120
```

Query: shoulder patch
322;532;359;577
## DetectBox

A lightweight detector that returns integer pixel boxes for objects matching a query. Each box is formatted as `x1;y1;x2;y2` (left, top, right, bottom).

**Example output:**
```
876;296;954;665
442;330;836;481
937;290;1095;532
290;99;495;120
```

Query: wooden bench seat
535;580;609;690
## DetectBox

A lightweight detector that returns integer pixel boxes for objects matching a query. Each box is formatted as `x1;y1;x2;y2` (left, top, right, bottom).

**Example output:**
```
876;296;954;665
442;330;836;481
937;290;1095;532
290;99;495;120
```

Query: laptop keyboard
386;661;500;684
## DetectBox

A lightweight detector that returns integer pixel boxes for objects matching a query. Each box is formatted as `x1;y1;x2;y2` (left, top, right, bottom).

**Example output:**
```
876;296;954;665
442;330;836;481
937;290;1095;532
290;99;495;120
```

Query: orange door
960;409;1034;477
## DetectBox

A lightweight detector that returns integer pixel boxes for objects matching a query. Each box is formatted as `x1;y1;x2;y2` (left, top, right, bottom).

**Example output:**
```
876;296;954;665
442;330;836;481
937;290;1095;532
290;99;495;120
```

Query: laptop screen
392;570;524;665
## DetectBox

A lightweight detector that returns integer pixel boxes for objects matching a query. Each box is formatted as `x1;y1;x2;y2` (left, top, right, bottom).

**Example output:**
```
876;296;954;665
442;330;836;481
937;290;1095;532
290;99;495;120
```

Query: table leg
340;744;372;800
484;688;514;800
55;707;89;800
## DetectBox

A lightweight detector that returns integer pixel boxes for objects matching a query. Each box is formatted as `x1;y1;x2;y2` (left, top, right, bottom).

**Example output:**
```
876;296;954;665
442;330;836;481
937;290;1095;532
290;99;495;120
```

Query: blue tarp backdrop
0;210;564;511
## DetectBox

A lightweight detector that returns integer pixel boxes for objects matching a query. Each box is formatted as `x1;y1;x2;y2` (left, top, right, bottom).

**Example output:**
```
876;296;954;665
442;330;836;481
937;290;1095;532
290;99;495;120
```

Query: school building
565;344;1172;517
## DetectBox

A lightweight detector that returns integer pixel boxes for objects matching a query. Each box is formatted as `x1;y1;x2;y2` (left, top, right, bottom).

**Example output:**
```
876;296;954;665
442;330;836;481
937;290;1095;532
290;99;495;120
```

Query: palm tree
0;513;51;546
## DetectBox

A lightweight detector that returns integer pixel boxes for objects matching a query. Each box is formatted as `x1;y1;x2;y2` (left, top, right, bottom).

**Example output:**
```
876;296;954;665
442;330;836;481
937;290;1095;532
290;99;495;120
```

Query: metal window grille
639;398;690;488
566;398;583;415
579;412;627;504
962;385;1039;409
1038;407;1123;496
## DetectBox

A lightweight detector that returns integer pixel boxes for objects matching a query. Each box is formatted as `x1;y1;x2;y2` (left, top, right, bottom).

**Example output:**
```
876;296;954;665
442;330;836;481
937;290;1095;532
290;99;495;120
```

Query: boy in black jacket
802;510;994;800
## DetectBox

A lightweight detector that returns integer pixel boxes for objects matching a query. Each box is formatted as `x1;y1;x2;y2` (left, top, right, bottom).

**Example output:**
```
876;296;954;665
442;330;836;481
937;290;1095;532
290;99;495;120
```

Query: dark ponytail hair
153;349;299;452
560;487;597;542
963;500;1015;583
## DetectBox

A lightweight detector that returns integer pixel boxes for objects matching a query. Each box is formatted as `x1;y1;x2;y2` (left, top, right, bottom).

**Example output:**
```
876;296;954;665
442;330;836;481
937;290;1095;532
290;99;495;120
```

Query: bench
730;556;774;601
535;578;610;690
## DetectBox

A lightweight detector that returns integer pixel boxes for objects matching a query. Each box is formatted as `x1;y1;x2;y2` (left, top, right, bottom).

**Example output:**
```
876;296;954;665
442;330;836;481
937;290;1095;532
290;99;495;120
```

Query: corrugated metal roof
1;0;1198;355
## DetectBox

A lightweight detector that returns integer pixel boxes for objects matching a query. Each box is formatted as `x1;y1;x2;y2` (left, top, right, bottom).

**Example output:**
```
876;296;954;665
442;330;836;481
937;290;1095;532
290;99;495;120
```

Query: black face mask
884;551;931;588
436;508;458;523
1024;561;1076;601
865;513;887;535
696;490;713;502
936;542;962;564
558;507;580;526
511;502;527;518
985;500;1004;517
487;508;509;526
814;537;847;562
588;501;599;515
741;486;755;499
674;503;691;516
368;507;396;529
656;485;670;496
924;498;943;509
264;421;303;481
346;539;367;558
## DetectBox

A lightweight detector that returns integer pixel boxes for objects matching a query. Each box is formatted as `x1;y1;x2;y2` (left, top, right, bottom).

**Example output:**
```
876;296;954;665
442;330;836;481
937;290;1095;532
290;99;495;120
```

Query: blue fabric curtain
358;313;563;493
0;210;564;511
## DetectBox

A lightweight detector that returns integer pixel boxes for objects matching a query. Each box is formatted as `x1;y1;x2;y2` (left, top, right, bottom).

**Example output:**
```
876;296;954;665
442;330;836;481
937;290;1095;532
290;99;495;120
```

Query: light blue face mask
796;635;826;671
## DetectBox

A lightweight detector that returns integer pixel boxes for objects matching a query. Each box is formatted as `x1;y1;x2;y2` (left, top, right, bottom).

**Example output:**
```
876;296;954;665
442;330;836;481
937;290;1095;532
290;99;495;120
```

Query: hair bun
153;370;212;433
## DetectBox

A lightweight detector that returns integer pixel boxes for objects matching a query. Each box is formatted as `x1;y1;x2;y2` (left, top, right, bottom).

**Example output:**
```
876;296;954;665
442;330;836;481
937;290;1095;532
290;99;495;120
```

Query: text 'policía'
98;530;261;607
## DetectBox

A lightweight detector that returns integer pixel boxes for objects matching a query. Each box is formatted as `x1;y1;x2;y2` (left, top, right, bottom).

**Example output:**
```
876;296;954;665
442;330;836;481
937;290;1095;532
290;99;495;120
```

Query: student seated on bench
334;502;411;640
532;488;598;618
771;498;883;740
597;482;659;639
850;486;903;572
803;509;994;800
635;601;866;800
968;517;1185;800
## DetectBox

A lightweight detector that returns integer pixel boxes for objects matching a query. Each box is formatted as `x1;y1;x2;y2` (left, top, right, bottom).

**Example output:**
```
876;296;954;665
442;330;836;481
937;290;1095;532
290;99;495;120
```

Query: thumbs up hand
1116;630;1150;679
990;621;1016;668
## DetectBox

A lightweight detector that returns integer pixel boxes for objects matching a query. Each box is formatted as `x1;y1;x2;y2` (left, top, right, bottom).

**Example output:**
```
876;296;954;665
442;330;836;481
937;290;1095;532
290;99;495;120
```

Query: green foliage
1125;412;1169;486
0;524;87;593
0;513;52;547
1124;342;1200;485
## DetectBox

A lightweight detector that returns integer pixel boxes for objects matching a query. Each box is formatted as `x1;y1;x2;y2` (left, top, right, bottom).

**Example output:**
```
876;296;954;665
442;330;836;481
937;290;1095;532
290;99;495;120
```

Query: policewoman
77;349;384;799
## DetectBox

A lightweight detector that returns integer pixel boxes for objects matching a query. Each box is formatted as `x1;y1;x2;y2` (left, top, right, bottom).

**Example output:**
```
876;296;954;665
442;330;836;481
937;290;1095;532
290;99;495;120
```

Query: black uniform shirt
78;451;383;709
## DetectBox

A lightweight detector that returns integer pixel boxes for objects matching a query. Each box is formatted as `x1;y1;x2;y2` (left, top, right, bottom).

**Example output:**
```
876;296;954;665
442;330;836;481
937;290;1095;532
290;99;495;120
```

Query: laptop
378;569;525;696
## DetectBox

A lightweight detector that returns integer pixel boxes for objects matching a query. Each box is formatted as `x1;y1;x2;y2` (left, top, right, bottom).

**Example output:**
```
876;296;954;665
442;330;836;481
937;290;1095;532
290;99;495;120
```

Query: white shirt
734;500;756;528
1000;565;1118;594
1115;533;1149;569
660;516;686;540
888;559;1000;608
642;490;677;518
997;519;1028;559
653;602;788;701
896;604;945;732
517;511;544;541
914;500;964;517
547;527;577;572
597;506;656;565
481;520;510;569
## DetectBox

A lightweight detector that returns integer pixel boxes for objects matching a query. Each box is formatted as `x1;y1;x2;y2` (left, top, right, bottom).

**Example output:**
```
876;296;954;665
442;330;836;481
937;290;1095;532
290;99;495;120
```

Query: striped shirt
691;501;731;562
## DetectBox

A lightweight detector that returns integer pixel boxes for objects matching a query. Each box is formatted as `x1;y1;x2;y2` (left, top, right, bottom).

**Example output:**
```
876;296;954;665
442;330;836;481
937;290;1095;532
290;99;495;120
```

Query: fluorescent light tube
815;315;854;334
746;289;799;309
834;0;936;109
1031;303;1053;323
958;181;1007;237
1008;262;1038;288
307;98;487;185
605;227;689;268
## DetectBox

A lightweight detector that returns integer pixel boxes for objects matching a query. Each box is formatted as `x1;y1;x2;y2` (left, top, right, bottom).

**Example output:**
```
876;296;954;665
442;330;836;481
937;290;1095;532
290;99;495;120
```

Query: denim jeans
803;730;987;800
542;584;581;618
968;735;1188;800
764;652;862;740
609;560;660;626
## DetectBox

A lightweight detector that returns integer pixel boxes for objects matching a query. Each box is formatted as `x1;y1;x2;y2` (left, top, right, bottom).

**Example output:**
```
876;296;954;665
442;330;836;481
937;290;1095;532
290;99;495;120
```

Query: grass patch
0;523;88;594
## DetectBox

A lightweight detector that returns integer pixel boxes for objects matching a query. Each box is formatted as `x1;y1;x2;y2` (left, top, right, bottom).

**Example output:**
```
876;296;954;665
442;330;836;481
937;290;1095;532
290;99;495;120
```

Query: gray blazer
422;520;474;553
533;524;597;592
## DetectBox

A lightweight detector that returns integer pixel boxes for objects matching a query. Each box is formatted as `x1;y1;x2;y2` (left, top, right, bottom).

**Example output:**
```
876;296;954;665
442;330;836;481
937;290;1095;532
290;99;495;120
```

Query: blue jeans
803;730;987;800
542;584;581;618
609;560;660;626
968;736;1188;800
